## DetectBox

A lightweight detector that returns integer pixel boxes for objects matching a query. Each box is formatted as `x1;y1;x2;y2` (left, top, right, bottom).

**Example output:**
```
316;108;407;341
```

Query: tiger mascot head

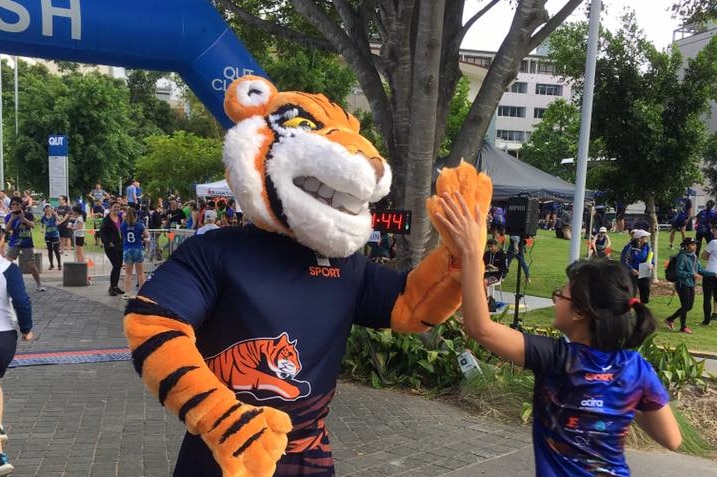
223;75;392;258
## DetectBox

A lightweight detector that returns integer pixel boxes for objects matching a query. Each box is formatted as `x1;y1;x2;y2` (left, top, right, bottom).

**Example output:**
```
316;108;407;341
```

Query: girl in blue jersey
120;207;149;300
40;205;62;271
437;191;681;477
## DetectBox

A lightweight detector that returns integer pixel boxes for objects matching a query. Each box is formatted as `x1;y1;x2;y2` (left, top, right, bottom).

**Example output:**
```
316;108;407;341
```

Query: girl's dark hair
566;259;656;351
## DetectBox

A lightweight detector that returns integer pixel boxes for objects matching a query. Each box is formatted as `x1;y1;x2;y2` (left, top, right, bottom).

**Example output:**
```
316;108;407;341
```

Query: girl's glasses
552;288;572;304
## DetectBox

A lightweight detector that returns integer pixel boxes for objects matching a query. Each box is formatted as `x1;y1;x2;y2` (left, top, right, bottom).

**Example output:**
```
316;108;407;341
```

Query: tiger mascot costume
124;75;492;477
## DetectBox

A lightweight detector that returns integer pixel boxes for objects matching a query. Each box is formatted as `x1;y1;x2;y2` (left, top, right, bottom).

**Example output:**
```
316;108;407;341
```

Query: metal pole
14;56;18;136
0;58;4;191
569;0;602;263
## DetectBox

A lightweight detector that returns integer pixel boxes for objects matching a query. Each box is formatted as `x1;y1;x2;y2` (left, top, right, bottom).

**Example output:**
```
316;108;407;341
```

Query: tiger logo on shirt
205;332;311;401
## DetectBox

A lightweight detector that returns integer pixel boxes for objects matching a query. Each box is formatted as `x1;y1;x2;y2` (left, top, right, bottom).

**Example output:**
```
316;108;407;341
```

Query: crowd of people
0;181;245;300
480;195;717;336
599;199;717;335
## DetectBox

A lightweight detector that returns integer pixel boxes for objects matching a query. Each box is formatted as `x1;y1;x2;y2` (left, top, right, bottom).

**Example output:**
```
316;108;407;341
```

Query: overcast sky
462;0;683;52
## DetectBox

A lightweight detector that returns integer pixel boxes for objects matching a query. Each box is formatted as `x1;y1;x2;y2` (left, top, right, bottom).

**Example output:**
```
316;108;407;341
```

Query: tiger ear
224;75;278;123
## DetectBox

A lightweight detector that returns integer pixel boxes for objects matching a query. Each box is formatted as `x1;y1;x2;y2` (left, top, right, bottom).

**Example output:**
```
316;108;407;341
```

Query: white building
459;49;572;153
674;23;717;210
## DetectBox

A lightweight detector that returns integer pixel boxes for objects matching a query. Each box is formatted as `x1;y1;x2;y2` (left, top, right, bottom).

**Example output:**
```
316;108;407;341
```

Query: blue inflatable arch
0;0;266;129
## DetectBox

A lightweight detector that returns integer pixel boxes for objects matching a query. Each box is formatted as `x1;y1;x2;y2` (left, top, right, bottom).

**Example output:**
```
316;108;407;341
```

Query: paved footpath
1;274;715;476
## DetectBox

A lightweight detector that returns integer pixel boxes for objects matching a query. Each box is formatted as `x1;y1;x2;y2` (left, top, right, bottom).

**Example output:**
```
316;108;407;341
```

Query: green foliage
176;88;224;140
703;132;717;196
520;99;581;180
671;406;715;456
459;362;535;422
671;0;717;25
639;335;707;395
134;131;223;203
126;70;181;136
547;13;713;207
439;77;472;156
341;317;495;390
265;48;356;106
2;60;142;197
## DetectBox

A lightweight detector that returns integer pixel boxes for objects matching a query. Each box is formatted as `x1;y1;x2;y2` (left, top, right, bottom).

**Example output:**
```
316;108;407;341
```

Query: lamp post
14;56;18;137
0;58;4;191
569;0;602;263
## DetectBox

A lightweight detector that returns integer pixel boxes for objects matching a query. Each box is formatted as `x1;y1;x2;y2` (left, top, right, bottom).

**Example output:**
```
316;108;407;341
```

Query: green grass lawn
500;229;717;354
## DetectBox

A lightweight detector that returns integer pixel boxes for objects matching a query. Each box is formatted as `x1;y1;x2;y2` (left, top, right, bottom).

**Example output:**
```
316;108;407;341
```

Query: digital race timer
370;209;412;234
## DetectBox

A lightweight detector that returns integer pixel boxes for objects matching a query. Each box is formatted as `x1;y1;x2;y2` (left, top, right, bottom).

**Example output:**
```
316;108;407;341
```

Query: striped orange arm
390;245;461;332
124;298;291;477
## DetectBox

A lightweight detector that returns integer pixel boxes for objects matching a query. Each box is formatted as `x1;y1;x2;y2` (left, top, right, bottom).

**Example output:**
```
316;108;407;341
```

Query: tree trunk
405;0;446;267
645;193;660;282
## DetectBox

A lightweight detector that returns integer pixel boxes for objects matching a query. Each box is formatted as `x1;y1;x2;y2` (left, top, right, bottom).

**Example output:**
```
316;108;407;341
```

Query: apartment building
674;23;717;210
459;49;572;153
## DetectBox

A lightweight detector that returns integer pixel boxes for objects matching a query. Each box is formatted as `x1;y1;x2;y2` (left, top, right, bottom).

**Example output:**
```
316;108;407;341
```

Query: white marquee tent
195;179;233;198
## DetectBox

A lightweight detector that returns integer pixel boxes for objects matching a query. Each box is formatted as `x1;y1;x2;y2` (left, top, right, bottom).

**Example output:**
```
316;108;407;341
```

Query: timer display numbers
370;209;411;234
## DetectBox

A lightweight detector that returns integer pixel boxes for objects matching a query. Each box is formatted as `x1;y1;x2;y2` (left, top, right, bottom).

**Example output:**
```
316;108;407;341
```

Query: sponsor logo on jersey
585;372;614;382
580;398;604;408
309;266;342;278
309;254;341;278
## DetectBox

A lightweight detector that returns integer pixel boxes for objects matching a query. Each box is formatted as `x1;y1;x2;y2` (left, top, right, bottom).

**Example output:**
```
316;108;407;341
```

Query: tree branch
528;0;583;51
332;0;358;33
461;0;501;39
215;0;337;53
292;0;393;143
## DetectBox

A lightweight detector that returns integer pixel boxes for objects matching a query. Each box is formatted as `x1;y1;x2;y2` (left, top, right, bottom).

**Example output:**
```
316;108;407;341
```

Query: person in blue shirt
120;207;149;300
4;198;45;292
40;205;61;271
488;204;505;240
694;200;716;257
126;180;138;209
669;196;693;250
437;191;681;477
0;228;33;476
619;229;653;303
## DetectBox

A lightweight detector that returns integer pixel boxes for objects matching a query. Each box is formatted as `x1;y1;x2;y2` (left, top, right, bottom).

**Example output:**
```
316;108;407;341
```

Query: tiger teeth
293;175;364;215
304;177;321;192
332;191;363;214
318;184;334;199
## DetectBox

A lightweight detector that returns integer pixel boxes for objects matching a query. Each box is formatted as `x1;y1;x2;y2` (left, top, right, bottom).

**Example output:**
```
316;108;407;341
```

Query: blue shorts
123;248;145;264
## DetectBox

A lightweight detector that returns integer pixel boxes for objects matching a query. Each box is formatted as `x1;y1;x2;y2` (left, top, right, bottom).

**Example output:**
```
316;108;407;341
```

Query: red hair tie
628;297;640;309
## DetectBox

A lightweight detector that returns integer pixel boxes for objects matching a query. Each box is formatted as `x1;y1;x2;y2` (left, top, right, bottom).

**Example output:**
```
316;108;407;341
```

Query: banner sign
0;0;266;129
48;134;68;199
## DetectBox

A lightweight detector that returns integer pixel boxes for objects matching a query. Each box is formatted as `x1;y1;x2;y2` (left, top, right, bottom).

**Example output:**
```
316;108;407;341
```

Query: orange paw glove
426;160;493;263
200;402;292;477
